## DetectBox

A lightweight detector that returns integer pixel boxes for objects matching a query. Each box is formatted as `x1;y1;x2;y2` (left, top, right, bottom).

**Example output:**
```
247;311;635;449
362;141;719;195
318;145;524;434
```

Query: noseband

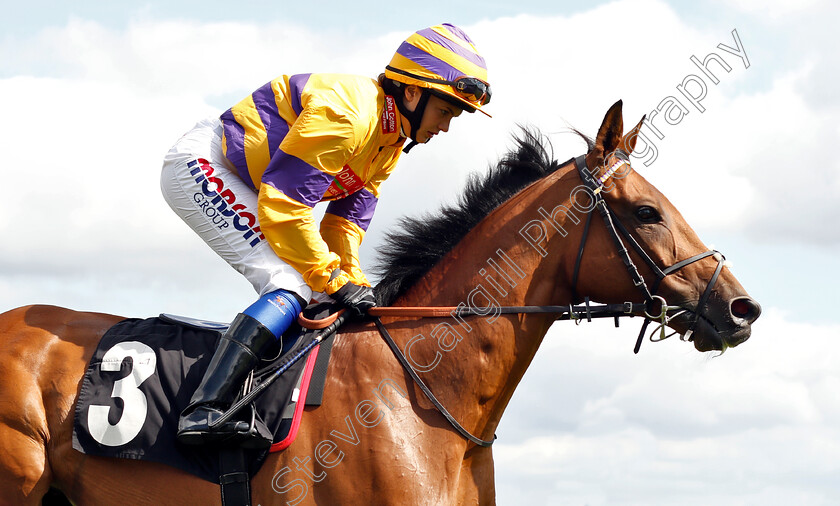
570;154;727;353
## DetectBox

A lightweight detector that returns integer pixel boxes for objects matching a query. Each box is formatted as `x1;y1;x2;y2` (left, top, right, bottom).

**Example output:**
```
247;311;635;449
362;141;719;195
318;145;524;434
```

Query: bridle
570;153;727;353
364;153;730;447
239;153;731;449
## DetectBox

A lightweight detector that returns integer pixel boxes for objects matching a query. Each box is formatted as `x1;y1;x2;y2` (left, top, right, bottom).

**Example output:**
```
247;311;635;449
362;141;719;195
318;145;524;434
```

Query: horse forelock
373;128;573;306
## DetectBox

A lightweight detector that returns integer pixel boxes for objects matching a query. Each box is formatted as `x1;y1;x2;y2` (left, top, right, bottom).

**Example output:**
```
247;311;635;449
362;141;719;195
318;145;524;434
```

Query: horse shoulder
255;321;487;505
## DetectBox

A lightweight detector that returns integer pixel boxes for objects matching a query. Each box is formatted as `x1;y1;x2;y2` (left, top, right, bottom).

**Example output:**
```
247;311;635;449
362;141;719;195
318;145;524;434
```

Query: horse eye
635;206;661;223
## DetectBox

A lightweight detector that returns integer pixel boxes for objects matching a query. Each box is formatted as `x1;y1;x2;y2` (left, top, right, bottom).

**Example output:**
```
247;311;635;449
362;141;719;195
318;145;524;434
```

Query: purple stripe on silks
416;28;486;70
262;149;333;208
252;81;291;156
325;189;378;231
288;74;311;116
220;109;255;189
397;43;464;82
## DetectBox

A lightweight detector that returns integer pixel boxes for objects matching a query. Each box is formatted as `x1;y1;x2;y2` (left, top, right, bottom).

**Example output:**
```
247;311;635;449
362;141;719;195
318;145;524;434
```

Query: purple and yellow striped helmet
385;23;491;116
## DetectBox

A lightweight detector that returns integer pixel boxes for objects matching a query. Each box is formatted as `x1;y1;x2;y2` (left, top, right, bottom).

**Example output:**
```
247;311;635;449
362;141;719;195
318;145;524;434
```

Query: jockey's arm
320;190;378;288
257;103;370;295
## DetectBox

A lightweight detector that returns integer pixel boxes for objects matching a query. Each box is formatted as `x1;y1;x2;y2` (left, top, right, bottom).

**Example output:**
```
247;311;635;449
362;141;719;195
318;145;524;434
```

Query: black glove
331;282;376;317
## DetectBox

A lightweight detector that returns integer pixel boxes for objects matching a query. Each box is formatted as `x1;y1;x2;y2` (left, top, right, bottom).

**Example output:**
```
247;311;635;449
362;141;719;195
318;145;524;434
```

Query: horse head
573;100;761;352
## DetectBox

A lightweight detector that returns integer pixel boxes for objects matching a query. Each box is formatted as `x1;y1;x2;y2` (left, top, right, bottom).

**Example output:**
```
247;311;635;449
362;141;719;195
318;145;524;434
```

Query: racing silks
220;73;405;294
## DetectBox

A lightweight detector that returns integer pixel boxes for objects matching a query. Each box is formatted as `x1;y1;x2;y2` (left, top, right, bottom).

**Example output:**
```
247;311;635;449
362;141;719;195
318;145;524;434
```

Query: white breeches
160;117;313;302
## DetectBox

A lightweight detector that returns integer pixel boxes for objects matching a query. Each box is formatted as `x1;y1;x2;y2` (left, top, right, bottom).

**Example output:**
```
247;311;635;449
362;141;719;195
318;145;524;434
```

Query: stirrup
178;403;273;449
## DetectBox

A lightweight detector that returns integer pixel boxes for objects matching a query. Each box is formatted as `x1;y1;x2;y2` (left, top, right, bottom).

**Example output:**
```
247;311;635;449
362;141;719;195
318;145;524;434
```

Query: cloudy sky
2;0;838;504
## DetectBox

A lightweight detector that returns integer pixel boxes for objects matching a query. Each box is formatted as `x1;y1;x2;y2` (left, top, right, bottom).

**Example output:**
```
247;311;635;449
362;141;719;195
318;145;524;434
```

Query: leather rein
298;153;727;447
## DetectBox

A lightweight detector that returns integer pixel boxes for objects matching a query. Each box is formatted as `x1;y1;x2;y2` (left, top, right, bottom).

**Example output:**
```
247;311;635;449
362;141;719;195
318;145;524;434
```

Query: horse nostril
730;297;761;324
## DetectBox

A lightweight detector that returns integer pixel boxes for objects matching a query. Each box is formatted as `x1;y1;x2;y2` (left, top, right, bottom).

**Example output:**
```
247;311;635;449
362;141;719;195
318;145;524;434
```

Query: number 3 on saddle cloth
71;304;337;483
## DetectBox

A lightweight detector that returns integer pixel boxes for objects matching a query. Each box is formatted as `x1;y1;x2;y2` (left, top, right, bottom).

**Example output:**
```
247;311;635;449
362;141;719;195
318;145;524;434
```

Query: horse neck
389;159;585;438
397;159;584;308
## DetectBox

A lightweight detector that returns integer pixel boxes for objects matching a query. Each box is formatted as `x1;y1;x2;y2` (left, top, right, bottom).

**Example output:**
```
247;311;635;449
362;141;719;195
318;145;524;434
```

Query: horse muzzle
678;295;762;352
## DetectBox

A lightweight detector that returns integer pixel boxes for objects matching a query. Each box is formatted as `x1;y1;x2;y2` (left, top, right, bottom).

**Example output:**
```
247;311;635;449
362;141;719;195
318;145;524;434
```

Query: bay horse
0;101;760;505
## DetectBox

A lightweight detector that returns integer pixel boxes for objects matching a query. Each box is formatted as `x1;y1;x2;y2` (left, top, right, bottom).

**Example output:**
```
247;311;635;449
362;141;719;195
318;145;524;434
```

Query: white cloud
1;2;839;504
8;17;393;94
496;309;840;504
723;0;829;20
0;76;211;261
9;0;811;279
643;63;840;244
497;425;840;505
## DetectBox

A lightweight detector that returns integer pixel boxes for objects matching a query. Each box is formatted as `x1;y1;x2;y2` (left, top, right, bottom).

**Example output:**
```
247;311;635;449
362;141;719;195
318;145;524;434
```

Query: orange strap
369;307;458;317
297;309;344;329
297;306;460;329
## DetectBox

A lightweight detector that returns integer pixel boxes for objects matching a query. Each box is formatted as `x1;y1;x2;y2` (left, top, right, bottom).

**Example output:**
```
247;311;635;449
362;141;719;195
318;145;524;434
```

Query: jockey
160;23;491;447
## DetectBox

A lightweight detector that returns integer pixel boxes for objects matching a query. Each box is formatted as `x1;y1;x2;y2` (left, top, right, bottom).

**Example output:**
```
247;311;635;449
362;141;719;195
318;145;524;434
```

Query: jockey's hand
331;281;376;317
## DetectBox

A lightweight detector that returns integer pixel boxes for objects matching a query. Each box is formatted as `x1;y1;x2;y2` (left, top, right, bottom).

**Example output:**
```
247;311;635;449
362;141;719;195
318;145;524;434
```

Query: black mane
373;128;570;306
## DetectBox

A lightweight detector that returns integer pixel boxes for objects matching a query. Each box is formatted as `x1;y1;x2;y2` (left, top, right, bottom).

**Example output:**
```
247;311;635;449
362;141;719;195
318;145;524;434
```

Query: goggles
386;66;492;106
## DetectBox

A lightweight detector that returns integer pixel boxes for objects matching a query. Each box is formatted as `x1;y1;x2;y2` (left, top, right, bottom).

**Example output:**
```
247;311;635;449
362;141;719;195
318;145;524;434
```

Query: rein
302;153;726;351
291;153;728;448
299;301;646;327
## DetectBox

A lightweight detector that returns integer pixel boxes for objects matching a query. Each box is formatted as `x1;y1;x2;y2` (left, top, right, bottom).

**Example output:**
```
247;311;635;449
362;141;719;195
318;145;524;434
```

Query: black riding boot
177;313;276;448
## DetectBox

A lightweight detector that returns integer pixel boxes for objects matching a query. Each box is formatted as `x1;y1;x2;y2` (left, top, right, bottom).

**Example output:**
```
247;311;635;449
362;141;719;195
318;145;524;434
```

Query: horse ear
619;115;647;155
594;100;624;156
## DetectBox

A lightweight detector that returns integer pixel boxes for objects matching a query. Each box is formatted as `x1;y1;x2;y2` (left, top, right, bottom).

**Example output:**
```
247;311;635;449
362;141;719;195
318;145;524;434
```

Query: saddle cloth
71;309;336;483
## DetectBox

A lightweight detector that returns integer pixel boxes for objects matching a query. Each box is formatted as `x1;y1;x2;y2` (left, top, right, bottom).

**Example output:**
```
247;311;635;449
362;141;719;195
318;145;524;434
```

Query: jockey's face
401;85;463;144
415;94;463;144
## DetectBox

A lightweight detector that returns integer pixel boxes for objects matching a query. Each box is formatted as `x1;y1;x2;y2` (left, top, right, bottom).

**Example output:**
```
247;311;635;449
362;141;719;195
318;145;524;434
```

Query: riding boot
177;313;276;448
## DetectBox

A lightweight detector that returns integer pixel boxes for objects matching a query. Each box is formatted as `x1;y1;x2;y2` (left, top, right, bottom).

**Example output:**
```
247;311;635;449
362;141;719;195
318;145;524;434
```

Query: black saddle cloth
72;307;336;483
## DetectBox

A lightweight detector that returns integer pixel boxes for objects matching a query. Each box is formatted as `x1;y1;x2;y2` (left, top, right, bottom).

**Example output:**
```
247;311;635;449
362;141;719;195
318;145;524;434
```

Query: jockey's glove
331;281;376;318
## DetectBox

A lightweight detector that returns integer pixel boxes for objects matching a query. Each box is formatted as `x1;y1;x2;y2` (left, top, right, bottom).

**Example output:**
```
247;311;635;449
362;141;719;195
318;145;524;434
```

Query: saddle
72;304;340;489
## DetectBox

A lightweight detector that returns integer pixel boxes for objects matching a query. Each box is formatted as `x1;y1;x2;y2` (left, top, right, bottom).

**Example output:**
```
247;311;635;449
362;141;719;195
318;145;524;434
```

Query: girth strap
219;448;251;506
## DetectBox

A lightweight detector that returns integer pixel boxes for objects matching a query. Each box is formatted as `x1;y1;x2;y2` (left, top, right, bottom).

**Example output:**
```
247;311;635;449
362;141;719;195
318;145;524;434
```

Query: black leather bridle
570;153;727;353
366;153;731;448
222;153;732;450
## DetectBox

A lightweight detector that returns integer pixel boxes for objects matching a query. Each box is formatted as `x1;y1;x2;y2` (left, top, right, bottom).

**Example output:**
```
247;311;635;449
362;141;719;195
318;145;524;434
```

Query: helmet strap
403;139;420;153
398;88;431;154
